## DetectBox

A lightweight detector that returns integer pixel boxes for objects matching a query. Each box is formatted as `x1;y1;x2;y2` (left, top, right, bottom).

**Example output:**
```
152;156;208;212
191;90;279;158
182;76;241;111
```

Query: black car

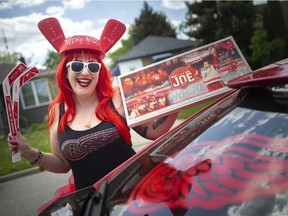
38;58;288;216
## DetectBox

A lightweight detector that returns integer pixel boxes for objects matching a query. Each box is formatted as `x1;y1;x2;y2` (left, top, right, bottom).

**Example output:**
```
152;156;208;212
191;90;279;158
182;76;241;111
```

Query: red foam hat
37;17;126;59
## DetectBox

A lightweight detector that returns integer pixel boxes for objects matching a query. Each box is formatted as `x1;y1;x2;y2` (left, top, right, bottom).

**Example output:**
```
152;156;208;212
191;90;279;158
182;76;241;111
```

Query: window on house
20;79;52;109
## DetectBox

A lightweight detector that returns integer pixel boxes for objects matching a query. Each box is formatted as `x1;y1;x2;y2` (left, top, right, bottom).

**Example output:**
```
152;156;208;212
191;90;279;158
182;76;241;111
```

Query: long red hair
47;50;131;143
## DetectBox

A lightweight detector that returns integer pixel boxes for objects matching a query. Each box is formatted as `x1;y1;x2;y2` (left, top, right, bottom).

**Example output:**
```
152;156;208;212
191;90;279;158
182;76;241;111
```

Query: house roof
0;62;16;83
118;35;196;62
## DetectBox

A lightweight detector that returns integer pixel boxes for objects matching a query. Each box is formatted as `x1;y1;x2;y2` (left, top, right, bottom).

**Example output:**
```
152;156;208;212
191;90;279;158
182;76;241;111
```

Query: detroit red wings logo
61;127;120;160
128;134;288;215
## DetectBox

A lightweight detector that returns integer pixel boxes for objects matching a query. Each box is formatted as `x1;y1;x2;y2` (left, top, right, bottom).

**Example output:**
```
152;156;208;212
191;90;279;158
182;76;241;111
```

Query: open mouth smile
77;78;91;87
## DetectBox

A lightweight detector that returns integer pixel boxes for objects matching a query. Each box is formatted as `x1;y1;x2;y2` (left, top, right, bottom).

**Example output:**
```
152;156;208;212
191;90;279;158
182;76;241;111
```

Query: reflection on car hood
107;103;288;216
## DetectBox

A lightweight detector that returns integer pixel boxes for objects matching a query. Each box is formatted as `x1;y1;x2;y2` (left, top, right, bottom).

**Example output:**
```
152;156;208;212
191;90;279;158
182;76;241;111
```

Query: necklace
84;109;95;128
79;99;98;129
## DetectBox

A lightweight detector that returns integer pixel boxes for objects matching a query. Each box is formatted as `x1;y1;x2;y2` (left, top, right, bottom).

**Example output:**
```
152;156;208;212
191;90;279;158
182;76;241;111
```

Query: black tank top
58;101;135;190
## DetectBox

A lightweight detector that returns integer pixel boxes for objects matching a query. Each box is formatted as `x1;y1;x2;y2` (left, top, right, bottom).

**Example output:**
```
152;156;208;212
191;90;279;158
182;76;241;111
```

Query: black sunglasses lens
88;63;100;73
71;62;84;72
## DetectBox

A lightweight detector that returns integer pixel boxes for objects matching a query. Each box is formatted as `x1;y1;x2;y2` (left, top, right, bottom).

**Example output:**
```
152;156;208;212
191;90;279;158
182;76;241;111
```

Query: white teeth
78;79;90;83
77;78;91;87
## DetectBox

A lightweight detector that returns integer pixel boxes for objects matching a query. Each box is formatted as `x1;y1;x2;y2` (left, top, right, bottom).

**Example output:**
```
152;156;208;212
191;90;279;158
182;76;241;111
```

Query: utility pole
2;29;9;52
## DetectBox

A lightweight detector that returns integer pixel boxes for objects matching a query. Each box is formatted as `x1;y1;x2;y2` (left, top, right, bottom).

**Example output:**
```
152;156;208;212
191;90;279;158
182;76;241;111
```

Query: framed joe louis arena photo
117;36;252;127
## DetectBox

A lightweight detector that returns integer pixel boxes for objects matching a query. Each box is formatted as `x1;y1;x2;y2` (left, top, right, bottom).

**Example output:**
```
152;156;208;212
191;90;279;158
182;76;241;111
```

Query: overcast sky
0;0;193;68
0;0;267;68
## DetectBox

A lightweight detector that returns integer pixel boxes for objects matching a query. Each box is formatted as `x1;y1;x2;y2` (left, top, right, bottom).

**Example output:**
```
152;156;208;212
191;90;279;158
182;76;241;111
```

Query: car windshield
39;186;94;216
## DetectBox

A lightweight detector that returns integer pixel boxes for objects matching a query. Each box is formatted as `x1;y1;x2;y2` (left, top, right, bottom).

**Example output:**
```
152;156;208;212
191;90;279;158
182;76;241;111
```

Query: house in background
116;35;196;75
0;62;55;137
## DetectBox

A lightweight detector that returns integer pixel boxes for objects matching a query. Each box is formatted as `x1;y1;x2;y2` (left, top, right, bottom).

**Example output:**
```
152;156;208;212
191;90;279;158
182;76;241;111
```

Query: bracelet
31;149;43;165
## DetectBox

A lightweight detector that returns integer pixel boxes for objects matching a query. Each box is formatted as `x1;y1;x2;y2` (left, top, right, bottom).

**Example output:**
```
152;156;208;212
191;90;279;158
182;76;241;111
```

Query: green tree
44;50;61;70
262;0;288;62
250;14;272;68
263;1;287;41
181;1;255;62
181;1;218;45
131;1;176;45
106;36;134;68
108;1;177;68
216;1;255;58
42;50;61;98
0;52;24;64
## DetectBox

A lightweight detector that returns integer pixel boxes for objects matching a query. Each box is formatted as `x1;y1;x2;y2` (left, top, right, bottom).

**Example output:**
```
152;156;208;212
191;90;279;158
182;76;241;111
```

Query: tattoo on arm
153;116;168;129
133;126;148;138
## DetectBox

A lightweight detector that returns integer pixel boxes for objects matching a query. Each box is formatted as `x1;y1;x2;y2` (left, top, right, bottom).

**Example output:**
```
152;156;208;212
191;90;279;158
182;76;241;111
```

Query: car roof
226;58;288;88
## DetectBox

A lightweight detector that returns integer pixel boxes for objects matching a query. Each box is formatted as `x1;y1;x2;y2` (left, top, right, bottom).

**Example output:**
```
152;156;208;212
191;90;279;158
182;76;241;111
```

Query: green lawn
176;100;214;119
0;124;51;176
0;99;214;176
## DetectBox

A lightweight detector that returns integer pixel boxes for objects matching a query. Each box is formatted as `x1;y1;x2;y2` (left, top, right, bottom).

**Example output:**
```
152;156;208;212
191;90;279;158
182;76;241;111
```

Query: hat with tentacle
38;17;126;59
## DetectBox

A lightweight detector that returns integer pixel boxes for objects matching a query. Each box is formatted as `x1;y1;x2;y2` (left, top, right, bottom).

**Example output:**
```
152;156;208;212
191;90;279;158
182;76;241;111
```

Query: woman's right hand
7;130;70;173
7;130;34;160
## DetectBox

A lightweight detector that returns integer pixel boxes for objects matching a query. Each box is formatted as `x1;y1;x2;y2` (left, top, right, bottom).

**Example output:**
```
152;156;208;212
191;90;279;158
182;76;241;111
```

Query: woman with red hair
8;17;177;190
